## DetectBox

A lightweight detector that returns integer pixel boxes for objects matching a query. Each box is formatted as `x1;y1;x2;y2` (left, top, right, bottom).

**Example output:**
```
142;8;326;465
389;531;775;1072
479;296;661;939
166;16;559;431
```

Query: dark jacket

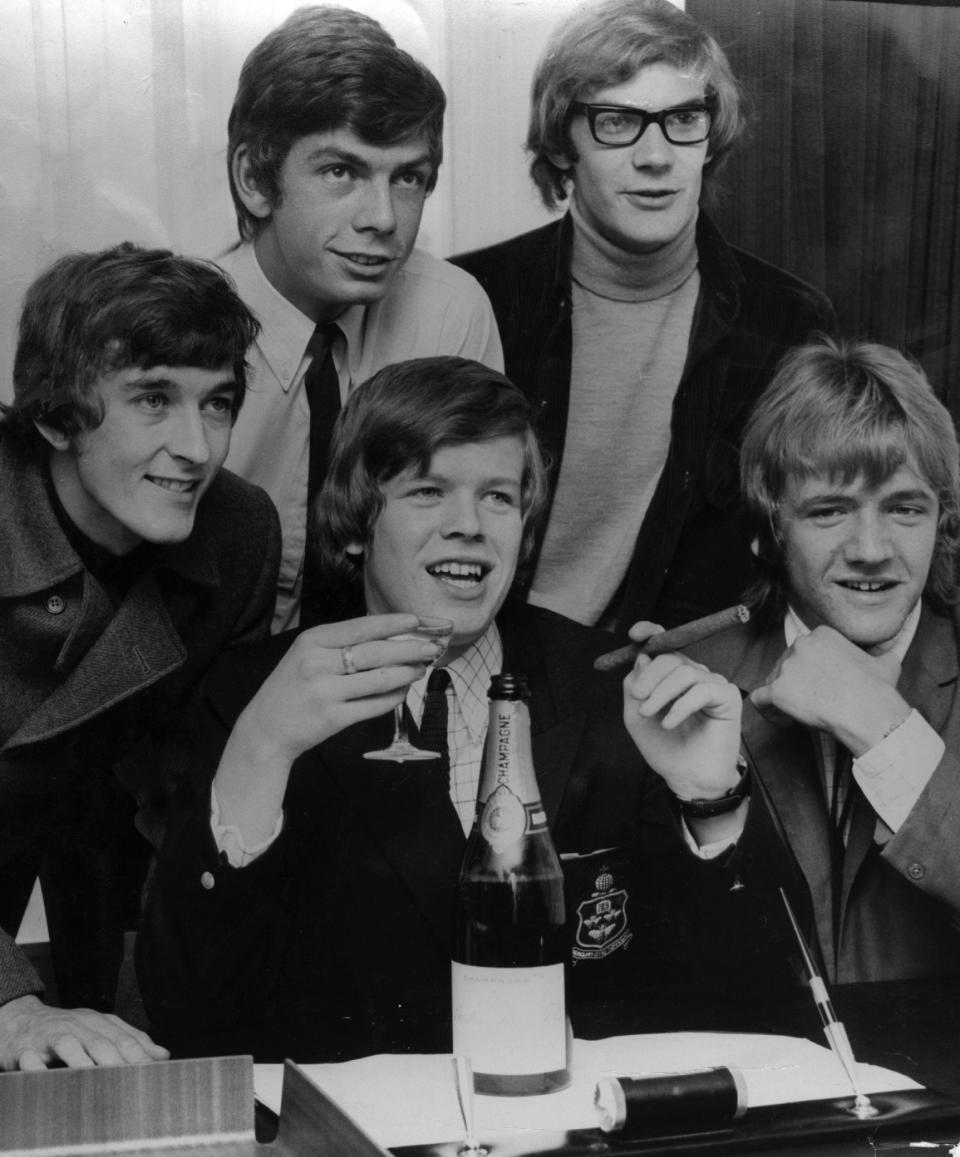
0;431;280;1010
683;603;960;985
452;214;836;635
137;602;686;1062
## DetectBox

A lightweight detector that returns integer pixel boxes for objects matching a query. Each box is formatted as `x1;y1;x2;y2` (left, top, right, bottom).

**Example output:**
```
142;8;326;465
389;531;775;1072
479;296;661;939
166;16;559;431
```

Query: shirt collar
409;623;502;743
220;243;317;392
784;600;922;663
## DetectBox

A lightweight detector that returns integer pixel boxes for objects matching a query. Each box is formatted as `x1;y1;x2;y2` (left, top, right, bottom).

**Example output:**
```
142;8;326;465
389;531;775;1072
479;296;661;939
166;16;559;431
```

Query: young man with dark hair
219;6;503;632
623;336;960;983
0;243;280;1069
454;0;834;636
137;357;686;1062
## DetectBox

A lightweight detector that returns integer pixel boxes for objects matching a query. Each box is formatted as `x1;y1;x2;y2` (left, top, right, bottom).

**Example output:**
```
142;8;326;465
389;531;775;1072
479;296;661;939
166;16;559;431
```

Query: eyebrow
305;146;433;173
793;485;936;512
414;468;522;489
121;373;237;395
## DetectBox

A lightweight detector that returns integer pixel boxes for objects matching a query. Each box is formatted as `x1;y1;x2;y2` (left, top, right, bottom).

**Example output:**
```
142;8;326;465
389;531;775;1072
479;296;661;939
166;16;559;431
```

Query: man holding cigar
623;336;960;983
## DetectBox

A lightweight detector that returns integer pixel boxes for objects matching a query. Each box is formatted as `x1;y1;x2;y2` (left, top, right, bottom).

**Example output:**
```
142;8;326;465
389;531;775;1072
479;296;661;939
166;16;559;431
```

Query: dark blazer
137;602;684;1062
684;603;960;985
452;214;836;635
0;431;281;1010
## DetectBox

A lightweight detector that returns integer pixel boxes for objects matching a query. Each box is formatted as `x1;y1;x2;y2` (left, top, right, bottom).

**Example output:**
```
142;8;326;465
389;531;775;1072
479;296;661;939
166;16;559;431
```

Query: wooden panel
0;1055;254;1152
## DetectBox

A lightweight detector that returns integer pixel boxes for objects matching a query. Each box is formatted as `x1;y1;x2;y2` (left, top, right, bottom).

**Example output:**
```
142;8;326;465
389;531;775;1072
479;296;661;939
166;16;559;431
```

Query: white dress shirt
217;242;504;631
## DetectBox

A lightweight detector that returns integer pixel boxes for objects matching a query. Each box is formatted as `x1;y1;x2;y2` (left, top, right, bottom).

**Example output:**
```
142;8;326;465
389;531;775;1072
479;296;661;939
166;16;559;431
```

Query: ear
750;536;760;558
231;145;274;222
548;150;575;173
33;419;70;452
345;541;365;557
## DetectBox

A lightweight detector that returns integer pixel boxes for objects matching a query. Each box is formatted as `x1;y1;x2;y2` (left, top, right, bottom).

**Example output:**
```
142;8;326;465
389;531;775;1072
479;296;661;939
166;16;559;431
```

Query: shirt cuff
853;709;944;833
680;807;746;859
210;785;284;868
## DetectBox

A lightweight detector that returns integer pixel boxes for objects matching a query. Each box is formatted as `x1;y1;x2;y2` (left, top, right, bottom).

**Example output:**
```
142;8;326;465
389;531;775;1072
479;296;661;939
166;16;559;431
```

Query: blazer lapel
729;626;845;974
321;715;466;952
5;571;187;751
500;604;584;826
898;603;959;735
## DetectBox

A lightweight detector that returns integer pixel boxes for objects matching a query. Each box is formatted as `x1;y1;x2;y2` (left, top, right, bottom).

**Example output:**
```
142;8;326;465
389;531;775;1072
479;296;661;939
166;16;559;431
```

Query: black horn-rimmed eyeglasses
571;101;713;147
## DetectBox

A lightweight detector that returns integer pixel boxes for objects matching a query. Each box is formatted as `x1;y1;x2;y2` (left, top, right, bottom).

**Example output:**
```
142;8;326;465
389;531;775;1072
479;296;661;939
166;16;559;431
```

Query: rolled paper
595;1066;747;1137
594;604;751;672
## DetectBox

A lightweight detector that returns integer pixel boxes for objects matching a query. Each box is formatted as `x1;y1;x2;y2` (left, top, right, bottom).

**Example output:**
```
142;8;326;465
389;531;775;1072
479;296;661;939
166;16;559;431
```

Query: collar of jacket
549;208;743;322
703;598;958;707
0;432;223;598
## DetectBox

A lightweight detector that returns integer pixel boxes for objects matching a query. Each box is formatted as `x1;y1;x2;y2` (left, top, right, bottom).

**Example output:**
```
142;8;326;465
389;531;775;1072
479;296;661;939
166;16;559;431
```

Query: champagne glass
364;615;454;761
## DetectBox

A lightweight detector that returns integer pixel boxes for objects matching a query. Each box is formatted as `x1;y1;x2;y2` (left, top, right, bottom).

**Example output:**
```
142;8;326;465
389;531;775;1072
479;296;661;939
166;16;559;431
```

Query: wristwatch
673;755;750;819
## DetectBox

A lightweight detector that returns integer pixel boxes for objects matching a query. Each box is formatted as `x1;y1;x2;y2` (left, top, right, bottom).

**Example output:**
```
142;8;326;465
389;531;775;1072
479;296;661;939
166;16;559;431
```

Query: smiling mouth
148;477;199;494
838;580;897;593
427;561;491;588
338;253;393;267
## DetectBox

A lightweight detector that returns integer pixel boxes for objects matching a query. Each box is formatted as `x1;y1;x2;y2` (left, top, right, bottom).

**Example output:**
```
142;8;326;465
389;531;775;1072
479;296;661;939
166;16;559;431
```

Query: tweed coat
0;430;280;1010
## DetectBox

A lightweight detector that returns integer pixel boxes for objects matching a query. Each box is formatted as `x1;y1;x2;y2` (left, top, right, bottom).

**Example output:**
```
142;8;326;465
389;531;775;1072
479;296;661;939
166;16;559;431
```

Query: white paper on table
254;1032;921;1150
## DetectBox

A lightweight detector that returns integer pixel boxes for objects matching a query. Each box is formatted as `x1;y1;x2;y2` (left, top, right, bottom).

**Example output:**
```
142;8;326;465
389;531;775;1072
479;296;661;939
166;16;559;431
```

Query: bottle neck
479;697;541;807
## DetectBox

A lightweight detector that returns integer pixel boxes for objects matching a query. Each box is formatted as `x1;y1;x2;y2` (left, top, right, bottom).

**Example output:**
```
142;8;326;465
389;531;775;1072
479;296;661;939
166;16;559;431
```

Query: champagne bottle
452;673;570;1095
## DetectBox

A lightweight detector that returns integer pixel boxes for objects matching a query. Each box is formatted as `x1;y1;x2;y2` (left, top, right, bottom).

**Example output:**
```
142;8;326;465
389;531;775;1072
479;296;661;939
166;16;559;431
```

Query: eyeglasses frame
570;100;714;148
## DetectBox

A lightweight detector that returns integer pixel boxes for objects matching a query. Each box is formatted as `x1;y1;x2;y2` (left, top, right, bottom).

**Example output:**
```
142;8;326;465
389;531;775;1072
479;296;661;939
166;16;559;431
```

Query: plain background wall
0;0;616;403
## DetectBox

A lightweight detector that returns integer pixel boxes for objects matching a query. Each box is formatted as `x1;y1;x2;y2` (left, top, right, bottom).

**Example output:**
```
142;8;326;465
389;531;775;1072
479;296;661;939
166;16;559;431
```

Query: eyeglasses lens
592;107;711;145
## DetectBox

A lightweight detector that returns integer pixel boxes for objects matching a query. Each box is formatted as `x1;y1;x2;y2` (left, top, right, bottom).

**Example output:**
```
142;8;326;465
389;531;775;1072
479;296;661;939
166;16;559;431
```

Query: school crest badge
572;869;632;961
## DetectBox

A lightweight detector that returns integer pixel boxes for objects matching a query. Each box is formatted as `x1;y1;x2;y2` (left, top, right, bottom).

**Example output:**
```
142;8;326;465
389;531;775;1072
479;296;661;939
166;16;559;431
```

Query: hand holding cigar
595;604;751;672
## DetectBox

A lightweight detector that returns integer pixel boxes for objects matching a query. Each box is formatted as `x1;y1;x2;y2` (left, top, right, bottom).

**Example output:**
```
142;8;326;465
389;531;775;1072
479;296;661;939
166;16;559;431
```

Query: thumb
627;620;665;646
748;684;792;728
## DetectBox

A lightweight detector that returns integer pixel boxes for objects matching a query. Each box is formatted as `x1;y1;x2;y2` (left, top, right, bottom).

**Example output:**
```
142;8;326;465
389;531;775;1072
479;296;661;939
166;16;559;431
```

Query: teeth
347;254;387;266
843;581;888;592
428;562;484;581
150;478;195;493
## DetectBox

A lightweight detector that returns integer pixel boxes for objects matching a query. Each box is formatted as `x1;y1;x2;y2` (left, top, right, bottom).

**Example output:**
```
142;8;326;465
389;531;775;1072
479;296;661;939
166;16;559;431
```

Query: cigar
594;604;751;672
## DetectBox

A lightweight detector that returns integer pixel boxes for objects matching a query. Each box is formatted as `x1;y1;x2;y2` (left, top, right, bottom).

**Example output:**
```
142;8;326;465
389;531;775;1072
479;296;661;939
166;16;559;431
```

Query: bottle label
451;962;566;1076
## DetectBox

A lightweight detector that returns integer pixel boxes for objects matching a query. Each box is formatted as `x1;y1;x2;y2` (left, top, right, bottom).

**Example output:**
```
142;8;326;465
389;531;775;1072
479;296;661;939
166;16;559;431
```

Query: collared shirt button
907;861;925;881
200;871;216;890
46;595;66;615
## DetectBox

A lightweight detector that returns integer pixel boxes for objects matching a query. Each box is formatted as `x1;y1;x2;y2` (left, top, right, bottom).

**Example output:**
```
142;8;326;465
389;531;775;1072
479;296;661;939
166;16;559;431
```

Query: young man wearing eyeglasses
454;0;835;637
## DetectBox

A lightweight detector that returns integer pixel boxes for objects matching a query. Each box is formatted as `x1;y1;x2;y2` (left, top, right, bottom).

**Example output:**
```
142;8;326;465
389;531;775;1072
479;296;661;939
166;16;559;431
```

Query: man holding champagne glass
137;357;704;1062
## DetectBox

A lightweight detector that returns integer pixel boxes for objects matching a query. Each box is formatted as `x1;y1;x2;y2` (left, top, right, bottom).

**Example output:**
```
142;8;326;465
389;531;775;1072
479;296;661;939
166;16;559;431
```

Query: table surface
255;978;960;1156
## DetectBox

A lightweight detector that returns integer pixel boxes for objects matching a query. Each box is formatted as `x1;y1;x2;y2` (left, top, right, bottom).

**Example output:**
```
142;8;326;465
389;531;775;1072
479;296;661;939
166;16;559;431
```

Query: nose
631;121;673;168
355;177;397;234
846;510;893;564
441;493;483;539
167;405;211;465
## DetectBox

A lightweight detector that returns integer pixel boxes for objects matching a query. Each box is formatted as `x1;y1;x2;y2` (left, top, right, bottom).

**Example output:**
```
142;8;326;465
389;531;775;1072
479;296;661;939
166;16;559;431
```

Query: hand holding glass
364;616;454;761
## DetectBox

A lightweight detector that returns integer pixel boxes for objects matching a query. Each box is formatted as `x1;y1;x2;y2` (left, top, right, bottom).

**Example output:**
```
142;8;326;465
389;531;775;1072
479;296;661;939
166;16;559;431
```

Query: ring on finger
341;644;357;676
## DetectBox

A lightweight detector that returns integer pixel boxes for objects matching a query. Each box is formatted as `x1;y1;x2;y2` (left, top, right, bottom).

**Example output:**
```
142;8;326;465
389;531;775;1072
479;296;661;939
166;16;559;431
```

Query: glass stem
393;703;409;746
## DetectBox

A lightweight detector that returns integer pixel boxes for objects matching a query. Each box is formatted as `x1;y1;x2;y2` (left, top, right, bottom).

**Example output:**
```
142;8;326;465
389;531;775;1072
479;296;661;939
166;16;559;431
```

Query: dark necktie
419;668;452;789
829;742;856;949
301;323;341;624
